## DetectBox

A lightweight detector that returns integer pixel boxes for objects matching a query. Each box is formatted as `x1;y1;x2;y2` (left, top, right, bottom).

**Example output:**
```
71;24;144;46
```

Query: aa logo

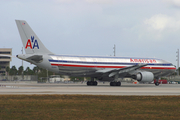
25;36;39;49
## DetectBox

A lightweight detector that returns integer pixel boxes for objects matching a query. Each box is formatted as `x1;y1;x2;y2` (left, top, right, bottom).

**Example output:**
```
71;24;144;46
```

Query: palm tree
9;66;17;75
18;66;23;75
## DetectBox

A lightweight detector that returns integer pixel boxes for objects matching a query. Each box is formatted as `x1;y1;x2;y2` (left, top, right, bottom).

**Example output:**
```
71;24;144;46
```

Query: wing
96;63;148;77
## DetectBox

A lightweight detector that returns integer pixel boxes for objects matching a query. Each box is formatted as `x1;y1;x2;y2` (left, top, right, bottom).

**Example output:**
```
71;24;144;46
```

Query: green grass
0;95;180;120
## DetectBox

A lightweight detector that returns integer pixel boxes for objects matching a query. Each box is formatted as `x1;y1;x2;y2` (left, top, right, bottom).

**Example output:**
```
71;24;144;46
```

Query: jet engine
134;72;154;82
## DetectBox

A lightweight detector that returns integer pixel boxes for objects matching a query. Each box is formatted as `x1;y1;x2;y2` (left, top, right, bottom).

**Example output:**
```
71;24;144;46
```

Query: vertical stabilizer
15;20;53;54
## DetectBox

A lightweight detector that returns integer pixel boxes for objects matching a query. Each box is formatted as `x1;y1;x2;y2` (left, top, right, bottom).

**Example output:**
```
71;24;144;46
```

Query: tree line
4;65;57;79
3;66;89;81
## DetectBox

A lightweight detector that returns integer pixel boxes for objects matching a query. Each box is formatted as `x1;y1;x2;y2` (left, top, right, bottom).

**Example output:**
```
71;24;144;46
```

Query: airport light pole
113;44;116;56
22;47;24;80
176;49;179;76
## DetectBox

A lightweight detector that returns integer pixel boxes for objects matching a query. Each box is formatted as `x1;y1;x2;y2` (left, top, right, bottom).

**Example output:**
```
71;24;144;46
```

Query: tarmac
0;82;180;96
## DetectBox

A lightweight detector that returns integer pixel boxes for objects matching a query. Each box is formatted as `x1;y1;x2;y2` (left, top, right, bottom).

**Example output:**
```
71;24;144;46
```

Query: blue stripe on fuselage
50;55;162;60
48;59;172;66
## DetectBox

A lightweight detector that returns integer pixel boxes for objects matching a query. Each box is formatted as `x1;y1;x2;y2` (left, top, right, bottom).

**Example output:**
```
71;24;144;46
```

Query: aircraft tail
15;20;53;54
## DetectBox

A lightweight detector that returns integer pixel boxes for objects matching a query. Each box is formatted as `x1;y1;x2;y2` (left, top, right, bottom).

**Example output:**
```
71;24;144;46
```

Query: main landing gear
110;74;121;86
87;77;97;86
87;81;97;86
110;81;121;86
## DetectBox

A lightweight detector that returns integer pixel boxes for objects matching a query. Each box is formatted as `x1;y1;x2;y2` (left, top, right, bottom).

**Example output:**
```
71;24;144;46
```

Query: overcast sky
1;0;180;69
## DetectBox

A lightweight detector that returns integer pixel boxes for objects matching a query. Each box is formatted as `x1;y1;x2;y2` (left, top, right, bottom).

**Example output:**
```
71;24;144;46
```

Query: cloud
164;0;180;7
144;14;175;31
135;14;180;41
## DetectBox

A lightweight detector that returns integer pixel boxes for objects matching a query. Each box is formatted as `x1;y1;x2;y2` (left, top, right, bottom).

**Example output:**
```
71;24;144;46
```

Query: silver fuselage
18;54;176;80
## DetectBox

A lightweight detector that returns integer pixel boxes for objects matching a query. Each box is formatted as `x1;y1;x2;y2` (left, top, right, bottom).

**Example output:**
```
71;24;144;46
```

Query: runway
0;82;180;95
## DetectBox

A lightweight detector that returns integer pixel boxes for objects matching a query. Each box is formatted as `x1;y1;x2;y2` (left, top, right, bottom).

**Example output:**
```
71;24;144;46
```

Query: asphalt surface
0;82;180;95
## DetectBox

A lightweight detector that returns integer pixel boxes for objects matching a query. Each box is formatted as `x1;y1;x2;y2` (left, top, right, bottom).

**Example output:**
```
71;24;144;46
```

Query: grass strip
0;95;180;120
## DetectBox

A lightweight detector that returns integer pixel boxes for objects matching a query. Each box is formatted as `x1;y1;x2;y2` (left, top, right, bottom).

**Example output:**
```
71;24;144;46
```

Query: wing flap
96;63;148;77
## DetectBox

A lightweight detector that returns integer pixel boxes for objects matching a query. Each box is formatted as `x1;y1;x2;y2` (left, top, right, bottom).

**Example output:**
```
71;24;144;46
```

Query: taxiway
0;82;180;95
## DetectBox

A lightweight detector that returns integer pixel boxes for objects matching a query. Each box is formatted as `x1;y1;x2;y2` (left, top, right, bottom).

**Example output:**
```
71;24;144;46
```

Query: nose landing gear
155;82;159;86
155;78;160;86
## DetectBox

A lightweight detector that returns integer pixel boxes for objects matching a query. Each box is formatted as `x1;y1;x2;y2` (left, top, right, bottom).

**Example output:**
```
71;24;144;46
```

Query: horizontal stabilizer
0;54;16;58
27;55;43;63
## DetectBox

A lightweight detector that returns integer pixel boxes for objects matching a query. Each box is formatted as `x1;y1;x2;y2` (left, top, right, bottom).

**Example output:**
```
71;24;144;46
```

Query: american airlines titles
130;58;157;63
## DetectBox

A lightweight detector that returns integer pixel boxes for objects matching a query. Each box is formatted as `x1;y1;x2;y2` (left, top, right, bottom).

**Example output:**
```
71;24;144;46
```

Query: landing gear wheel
155;82;159;86
117;81;121;86
110;82;114;86
93;81;97;85
87;81;90;85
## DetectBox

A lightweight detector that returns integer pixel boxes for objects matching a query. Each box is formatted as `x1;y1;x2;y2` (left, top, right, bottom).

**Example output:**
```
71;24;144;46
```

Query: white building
0;48;12;75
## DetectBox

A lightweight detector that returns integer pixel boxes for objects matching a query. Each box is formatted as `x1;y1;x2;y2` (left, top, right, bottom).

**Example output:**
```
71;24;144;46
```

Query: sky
1;0;180;69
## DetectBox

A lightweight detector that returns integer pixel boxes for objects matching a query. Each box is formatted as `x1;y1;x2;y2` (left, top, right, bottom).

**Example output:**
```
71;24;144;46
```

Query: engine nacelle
135;72;154;82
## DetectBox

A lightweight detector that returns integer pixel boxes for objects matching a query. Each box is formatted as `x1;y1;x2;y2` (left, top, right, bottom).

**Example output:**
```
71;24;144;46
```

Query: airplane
15;20;176;86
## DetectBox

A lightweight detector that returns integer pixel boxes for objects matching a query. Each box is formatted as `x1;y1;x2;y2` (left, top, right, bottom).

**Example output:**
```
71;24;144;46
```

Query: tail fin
15;20;53;54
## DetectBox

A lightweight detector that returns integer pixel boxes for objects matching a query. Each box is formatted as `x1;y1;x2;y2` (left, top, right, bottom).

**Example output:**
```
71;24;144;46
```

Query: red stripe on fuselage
50;63;176;70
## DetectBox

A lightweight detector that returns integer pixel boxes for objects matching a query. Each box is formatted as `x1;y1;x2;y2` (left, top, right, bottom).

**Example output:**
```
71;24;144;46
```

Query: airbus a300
15;20;176;86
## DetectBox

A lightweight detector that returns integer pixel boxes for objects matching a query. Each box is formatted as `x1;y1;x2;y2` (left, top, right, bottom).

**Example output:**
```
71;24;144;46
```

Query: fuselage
17;53;176;79
46;54;176;78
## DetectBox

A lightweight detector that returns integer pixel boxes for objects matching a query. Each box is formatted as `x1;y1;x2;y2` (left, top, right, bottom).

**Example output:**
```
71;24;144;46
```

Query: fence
0;75;38;81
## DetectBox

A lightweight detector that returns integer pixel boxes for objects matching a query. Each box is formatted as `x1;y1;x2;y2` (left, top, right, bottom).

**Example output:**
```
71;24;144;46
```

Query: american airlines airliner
15;20;176;86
